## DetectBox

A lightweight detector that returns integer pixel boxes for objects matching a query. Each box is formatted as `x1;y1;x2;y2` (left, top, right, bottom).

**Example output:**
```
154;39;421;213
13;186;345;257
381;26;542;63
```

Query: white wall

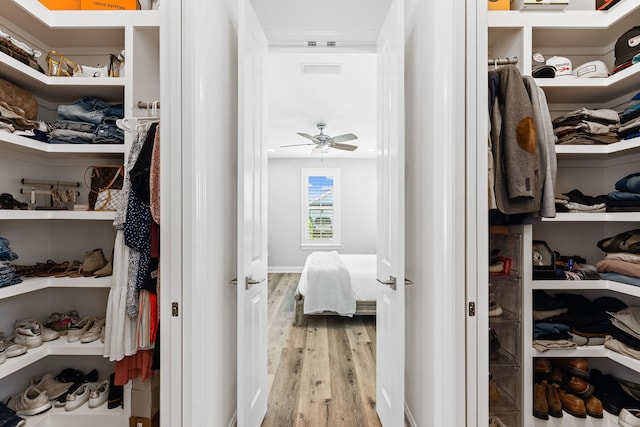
177;0;238;426
268;158;377;270
404;0;468;426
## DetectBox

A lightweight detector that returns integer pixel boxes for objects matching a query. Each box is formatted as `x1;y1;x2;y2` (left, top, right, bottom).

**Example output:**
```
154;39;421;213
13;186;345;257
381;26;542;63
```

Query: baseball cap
532;65;556;78
615;26;640;67
573;60;609;78
546;56;572;76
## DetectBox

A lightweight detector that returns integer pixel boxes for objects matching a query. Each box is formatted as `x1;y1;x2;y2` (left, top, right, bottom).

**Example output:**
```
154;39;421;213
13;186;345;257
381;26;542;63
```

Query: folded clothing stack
0;237;21;288
552;108;620;145
533;290;626;350
618;92;640;140
555;189;608;213
607;172;640;212
605;307;640;361
49;96;124;145
596;229;640;286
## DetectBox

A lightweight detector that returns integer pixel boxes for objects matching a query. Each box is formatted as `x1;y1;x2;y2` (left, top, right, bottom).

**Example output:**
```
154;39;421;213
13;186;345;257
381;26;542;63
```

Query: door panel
376;0;405;425
238;0;268;425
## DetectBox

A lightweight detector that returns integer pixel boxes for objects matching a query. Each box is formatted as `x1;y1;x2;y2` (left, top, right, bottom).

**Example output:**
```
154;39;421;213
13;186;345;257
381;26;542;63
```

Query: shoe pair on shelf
63;248;112;278
64;379;110;411
67;317;106;344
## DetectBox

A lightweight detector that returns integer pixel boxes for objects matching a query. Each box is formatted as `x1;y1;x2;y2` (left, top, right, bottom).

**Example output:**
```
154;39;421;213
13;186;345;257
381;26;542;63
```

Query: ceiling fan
281;123;358;154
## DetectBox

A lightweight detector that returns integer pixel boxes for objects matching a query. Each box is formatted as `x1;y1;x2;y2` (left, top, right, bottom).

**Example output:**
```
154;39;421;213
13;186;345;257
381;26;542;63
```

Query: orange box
38;0;81;9
488;0;510;10
80;0;139;10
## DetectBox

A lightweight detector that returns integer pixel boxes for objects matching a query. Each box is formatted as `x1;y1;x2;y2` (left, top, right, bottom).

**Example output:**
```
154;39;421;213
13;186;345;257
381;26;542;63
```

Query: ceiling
251;0;392;159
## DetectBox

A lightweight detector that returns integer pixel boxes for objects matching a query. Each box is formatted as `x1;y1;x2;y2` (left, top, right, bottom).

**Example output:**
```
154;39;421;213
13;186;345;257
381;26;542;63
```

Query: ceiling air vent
301;63;343;75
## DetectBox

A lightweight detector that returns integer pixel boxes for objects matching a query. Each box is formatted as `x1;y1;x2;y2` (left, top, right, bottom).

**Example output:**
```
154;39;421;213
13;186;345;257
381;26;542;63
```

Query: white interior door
376;0;405;425
238;0;269;425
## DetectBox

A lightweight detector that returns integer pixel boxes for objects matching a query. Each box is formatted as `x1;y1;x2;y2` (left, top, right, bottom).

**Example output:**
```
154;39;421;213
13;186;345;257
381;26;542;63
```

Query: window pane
307;175;334;240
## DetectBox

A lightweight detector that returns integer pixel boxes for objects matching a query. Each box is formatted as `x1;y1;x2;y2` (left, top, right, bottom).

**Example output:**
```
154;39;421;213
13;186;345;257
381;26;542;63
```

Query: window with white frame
301;168;341;248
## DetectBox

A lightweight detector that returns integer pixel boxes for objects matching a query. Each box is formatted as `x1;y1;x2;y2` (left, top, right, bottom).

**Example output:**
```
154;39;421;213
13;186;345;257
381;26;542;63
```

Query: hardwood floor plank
326;318;366;427
262;346;306;427
295;317;332;426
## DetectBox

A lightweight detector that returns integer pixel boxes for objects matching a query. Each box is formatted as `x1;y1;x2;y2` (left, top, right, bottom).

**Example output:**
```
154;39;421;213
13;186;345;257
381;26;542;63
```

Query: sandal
37;261;69;277
54;260;82;278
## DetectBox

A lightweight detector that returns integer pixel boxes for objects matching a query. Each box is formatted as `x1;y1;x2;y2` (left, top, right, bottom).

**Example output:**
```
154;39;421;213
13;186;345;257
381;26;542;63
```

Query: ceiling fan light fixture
301;63;342;75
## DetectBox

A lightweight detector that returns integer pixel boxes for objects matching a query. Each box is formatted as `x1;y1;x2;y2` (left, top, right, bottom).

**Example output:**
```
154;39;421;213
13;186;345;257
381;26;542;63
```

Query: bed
294;251;378;326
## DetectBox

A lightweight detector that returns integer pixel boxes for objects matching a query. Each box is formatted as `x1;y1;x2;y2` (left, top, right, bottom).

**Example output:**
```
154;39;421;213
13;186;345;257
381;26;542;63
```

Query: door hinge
172;302;179;317
468;302;476;317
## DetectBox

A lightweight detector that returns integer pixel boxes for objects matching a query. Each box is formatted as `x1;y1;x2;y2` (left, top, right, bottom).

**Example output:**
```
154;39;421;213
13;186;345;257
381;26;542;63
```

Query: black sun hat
615;26;640;67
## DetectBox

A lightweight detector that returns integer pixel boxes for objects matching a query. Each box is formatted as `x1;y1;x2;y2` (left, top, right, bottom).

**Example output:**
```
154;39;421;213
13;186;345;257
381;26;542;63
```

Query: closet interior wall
489;2;640;426
0;2;159;426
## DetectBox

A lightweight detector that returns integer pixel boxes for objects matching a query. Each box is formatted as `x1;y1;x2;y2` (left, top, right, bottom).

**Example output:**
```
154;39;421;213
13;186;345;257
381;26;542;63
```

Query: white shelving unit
490;1;640;426
0;2;159;426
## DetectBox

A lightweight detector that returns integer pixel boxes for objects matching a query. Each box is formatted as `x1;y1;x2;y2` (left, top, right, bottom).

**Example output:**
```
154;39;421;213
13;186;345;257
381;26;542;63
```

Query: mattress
297;253;378;302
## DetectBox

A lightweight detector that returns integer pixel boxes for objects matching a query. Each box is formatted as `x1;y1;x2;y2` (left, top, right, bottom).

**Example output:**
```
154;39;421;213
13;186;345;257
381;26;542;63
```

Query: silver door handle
405;278;414;285
377;276;397;291
229;278;238;285
245;276;265;290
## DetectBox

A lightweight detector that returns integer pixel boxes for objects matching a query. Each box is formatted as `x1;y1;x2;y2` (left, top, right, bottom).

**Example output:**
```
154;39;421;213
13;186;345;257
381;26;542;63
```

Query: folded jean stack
552;107;620;145
596;228;640;287
532;290;627;351
608;172;640;212
617;92;640;141
0;237;22;288
49;96;124;145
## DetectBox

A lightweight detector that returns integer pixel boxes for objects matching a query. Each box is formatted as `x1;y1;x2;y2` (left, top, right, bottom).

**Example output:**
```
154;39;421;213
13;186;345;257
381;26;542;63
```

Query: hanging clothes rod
138;101;160;109
488;56;519;66
21;178;79;187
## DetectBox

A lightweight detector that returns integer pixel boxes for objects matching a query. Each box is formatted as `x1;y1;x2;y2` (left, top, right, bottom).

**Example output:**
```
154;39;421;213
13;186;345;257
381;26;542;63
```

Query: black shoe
108;372;123;409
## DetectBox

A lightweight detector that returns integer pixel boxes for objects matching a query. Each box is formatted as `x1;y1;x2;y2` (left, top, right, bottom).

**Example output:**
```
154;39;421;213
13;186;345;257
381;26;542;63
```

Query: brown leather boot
546;383;563;418
534;381;549;420
534;358;552;377
554;358;590;379
584;396;603;419
556;387;587;418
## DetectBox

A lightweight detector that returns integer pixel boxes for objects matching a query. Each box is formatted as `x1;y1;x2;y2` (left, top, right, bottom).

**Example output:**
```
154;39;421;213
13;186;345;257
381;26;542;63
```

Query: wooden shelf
531;344;640;375
555;136;640;158
0;210;116;220
0;276;112;301
531;279;640;298
0;339;105;381
0;131;125;157
541;212;640;222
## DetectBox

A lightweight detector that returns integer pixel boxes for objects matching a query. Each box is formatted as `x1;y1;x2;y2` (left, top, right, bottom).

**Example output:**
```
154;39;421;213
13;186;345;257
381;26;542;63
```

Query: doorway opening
263;50;379;426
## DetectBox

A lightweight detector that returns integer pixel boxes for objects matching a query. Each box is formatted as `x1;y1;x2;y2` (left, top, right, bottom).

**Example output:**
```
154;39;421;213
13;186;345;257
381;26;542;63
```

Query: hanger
116;100;160;132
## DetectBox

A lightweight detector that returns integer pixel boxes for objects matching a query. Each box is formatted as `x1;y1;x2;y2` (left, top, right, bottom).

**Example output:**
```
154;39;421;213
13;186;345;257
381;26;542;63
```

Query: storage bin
488;0;510;10
38;0;81;10
80;0;139;10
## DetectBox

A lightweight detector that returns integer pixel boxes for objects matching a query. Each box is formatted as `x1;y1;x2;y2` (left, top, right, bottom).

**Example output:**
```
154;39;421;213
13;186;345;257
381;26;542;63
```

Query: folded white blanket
303;251;356;316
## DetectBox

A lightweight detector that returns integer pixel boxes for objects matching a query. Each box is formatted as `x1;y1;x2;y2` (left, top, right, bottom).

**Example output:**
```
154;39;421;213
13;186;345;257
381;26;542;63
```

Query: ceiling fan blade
280;143;315;148
332;143;358;151
297;132;319;142
330;133;358;143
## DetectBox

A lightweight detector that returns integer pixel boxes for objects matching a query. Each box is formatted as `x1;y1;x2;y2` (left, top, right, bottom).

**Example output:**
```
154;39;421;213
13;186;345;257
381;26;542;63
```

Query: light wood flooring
263;273;382;427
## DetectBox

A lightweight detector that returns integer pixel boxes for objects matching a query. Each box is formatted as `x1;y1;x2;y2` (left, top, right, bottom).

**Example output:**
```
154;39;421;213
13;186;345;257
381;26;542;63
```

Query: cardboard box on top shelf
80;0;140;10
129;413;159;427
38;0;81;10
488;0;510;10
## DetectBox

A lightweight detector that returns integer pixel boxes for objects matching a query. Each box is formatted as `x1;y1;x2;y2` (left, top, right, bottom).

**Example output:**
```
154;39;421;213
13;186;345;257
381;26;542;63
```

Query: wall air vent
301;63;343;75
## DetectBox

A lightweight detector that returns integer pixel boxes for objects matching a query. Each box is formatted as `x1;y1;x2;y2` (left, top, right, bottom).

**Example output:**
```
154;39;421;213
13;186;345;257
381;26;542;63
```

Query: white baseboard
228;410;237;427
268;266;304;273
405;401;417;427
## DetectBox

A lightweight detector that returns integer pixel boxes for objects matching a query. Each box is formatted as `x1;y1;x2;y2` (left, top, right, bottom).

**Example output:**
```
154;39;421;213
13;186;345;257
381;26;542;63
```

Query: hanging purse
84;165;124;210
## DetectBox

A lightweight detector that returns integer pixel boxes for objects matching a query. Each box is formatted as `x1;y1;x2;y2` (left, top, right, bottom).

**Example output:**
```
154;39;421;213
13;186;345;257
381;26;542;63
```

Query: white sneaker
15;318;59;342
13;324;43;349
67;317;93;344
88;379;109;408
0;332;28;358
31;373;72;401
65;383;93;411
81;317;105;344
7;385;52;416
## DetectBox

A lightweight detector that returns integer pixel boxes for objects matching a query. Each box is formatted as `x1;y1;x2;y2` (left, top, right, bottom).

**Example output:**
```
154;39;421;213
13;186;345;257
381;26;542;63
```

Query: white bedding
297;252;378;316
